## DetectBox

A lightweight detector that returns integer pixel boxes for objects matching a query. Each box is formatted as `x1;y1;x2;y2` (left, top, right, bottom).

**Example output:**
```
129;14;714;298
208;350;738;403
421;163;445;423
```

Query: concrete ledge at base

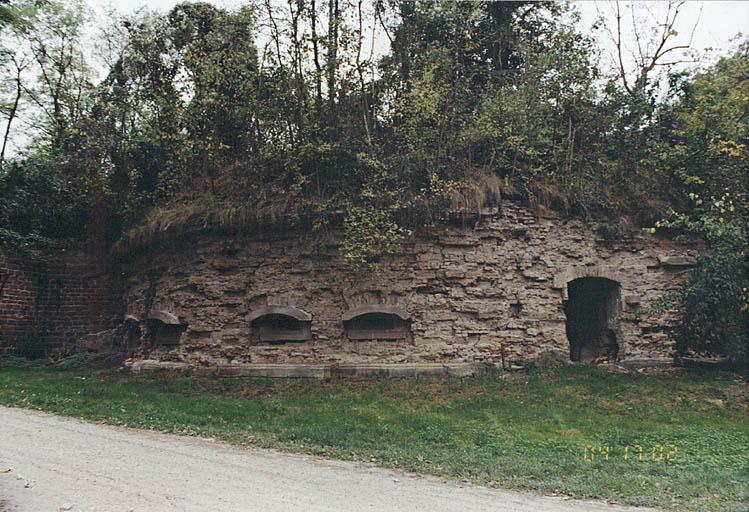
220;362;486;378
216;364;331;379
678;356;738;370
335;363;480;378
619;357;675;369
126;361;488;379
128;360;192;373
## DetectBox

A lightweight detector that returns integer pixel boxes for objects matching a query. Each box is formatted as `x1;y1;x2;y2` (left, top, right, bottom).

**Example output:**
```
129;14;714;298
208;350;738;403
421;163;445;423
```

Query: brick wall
0;250;111;357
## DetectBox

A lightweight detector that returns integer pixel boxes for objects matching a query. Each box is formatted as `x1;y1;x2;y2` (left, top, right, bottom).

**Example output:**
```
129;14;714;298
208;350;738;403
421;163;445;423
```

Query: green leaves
0;0;746;308
342;205;406;265
644;43;749;364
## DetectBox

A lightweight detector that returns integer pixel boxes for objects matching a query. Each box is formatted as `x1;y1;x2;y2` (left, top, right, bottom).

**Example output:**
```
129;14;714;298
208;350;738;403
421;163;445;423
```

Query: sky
81;0;748;76
577;1;748;74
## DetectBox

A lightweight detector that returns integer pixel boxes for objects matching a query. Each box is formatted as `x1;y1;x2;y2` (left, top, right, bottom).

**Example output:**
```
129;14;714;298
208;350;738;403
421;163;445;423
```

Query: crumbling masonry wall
0;250;111;357
120;202;698;367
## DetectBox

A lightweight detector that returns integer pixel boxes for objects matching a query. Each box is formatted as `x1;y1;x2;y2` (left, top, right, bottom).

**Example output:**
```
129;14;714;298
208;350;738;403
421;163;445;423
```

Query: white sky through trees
86;0;747;67
2;1;747;157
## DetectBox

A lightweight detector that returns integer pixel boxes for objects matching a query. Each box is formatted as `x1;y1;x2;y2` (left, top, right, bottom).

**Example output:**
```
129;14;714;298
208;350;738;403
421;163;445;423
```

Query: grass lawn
0;359;746;511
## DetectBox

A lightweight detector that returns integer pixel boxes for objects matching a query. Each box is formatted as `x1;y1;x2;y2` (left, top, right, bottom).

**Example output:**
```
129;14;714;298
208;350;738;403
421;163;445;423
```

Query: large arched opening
564;277;621;362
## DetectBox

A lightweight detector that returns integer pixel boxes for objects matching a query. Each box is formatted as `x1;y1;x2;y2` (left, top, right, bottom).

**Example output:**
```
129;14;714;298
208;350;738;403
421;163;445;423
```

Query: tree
0;0;95;252
652;41;749;364
0;0;16;28
0;35;30;165
19;0;93;147
0;0;31;166
170;3;261;164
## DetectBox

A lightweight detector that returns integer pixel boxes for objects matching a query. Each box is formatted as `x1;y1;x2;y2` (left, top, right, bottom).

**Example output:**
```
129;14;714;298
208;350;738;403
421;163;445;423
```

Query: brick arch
341;305;411;322
247;305;312;323
553;265;627;301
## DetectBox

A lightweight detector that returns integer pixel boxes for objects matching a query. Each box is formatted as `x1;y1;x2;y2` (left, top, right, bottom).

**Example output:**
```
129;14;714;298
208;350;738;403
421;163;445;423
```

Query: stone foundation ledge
128;360;193;373
125;360;491;378
618;357;675;369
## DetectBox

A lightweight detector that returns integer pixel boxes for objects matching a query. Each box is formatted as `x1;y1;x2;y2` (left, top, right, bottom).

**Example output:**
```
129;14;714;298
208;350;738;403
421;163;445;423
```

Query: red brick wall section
0;250;111;357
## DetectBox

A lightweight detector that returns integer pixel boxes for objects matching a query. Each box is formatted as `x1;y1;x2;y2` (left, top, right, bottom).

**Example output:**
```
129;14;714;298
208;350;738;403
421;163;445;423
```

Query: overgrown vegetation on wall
0;0;746;361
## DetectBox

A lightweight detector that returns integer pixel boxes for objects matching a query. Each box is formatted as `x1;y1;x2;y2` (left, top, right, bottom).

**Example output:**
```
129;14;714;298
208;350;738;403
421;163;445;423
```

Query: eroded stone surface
120;202;698;367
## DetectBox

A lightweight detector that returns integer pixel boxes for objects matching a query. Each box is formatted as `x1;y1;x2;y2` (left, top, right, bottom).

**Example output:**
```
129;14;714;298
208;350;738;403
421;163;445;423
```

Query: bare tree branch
614;0;633;94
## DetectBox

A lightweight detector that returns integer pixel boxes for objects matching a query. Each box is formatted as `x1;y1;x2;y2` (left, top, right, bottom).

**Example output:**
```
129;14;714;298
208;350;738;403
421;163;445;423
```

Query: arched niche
564;277;622;362
145;310;187;346
342;305;411;341
248;306;312;343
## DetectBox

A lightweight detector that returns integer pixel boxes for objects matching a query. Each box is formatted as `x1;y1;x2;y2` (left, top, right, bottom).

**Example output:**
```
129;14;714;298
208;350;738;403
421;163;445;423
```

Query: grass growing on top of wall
0;359;746;512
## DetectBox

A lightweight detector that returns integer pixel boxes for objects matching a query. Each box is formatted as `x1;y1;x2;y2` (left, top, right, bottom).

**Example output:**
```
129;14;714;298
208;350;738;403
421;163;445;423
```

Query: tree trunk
310;0;323;115
0;71;22;166
326;0;339;132
355;0;371;146
289;0;306;138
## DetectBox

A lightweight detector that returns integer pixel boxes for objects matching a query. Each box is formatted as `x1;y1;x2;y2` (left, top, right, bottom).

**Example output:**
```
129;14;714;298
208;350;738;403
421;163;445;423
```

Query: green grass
0;360;746;511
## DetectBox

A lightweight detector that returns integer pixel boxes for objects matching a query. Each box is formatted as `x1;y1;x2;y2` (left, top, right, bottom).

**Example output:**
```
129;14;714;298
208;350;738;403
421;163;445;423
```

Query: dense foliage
0;1;746;360
655;45;749;364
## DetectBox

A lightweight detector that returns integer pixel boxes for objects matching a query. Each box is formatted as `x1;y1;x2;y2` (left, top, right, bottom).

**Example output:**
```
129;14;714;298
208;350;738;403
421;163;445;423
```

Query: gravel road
0;406;652;512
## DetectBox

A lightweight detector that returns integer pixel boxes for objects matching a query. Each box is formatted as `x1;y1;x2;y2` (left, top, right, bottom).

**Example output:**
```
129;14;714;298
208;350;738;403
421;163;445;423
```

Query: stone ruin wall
120;201;698;367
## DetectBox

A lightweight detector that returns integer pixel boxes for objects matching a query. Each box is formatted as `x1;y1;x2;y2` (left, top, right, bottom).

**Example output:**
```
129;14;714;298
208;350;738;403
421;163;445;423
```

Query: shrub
659;200;748;366
673;233;748;365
